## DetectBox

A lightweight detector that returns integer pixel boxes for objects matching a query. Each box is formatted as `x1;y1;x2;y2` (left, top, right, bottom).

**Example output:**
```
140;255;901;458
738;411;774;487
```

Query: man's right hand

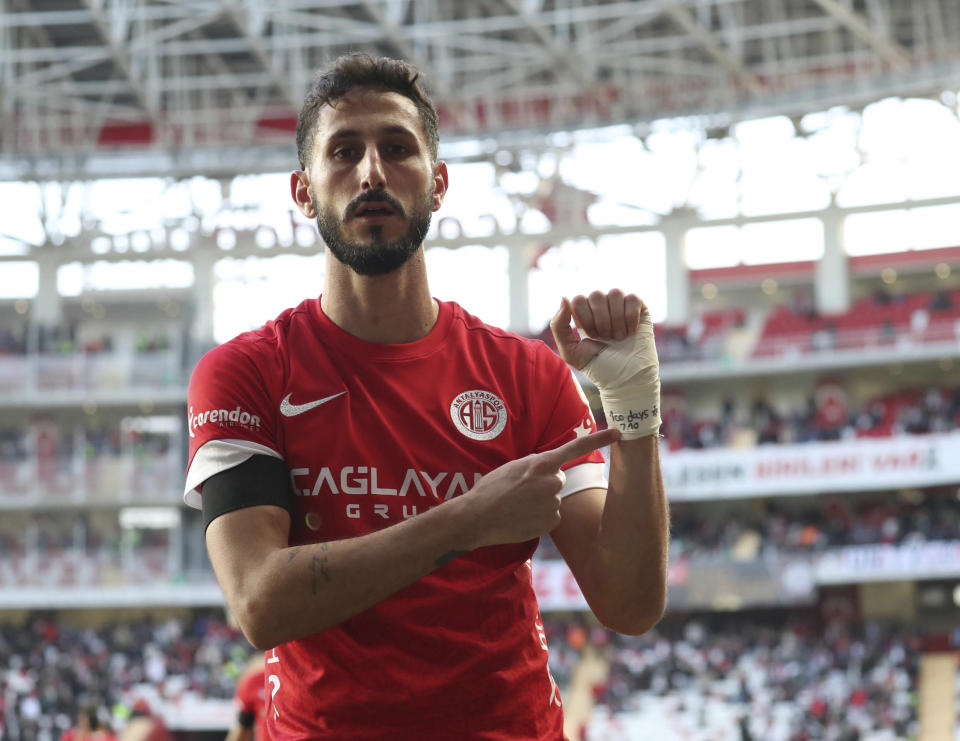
464;428;620;548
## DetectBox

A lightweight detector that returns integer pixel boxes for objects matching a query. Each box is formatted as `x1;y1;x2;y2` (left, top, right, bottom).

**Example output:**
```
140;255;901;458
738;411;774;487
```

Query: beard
314;189;433;276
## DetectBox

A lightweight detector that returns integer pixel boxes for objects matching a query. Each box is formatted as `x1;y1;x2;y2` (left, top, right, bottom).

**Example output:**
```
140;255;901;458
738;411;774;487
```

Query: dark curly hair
296;53;439;169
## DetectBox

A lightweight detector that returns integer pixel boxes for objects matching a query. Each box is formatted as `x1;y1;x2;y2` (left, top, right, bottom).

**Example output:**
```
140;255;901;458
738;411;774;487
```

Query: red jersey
185;298;606;740
234;666;267;741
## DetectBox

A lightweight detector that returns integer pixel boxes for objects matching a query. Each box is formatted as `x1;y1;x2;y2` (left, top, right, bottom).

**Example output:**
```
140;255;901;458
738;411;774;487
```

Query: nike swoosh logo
280;391;346;417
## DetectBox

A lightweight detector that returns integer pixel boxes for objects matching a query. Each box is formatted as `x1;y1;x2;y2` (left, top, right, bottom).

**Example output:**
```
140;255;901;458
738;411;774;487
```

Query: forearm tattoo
309;543;331;595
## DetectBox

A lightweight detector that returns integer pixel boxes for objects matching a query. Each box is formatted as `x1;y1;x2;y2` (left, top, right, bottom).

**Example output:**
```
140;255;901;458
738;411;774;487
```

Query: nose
360;147;386;191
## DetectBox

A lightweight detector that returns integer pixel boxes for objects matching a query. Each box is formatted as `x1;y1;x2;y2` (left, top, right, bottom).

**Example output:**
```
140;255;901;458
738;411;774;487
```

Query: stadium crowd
0;322;182;395
669;489;960;559
589;615;918;741
0;323;175;357
0;423;173;464
0;421;179;506
0;510;175;589
0;609;920;741
642;286;960;364
537;487;960;563
543;614;599;695
0;612;254;741
0;324;28;356
0;612;593;740
754;287;960;360
659;383;960;451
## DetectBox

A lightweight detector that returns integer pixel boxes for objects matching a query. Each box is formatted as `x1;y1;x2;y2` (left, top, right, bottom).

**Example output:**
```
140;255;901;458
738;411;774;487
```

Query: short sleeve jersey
185;298;607;740
234;666;267;741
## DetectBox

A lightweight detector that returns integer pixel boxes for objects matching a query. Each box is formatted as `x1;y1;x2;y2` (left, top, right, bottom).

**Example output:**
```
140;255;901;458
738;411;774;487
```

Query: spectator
117;700;171;741
880;319;897;344
910;307;929;336
225;655;266;741
59;705;96;741
0;324;28;355
930;290;953;312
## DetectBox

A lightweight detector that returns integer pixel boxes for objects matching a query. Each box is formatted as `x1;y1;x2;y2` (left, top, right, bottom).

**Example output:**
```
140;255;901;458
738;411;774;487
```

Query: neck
321;249;438;344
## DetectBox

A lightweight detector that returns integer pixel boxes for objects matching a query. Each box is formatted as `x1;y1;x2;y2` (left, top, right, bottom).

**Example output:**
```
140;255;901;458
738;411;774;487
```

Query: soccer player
185;53;668;739
116;701;170;741
226;655;266;741
60;706;111;741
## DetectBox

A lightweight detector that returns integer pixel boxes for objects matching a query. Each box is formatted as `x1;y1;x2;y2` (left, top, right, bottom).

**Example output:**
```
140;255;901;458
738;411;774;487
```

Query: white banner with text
815;540;960;584
660;431;960;501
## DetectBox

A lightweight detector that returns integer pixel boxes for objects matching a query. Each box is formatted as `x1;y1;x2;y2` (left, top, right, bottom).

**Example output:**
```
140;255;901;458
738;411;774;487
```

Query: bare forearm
212;499;475;649
593;435;669;631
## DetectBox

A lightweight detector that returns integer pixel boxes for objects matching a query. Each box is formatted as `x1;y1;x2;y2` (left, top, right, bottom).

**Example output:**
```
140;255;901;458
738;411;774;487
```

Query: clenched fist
551;290;661;440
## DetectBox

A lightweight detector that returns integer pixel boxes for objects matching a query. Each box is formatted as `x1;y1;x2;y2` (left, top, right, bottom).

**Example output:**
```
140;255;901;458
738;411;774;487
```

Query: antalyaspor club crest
450;389;508;440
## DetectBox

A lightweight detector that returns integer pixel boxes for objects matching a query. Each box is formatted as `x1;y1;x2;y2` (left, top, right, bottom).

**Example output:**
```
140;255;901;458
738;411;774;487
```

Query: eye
386;143;409;156
332;147;357;160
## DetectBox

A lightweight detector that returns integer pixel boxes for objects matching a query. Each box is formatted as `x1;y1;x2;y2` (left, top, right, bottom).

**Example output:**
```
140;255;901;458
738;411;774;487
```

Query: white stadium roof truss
2;0;960;181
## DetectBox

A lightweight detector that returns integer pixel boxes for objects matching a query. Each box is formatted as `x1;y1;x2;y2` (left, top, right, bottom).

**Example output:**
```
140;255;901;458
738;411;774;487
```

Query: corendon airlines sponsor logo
188;405;262;438
450;389;507;441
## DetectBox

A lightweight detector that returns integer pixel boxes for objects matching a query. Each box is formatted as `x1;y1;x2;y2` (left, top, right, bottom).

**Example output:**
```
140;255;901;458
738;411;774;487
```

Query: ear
431;160;449;212
290;170;316;219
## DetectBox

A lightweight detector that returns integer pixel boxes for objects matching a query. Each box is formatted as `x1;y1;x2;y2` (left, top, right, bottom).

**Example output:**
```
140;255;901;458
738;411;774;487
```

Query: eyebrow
326;125;418;143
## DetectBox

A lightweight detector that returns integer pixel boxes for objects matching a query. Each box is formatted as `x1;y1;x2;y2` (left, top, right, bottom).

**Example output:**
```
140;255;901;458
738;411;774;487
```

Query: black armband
201;454;294;532
237;710;255;729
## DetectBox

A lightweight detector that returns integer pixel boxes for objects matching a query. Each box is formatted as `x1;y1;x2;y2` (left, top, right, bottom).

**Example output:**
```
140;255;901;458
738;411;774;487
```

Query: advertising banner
532;555;815;612
815;540;960;584
532;540;960;613
660;431;960;501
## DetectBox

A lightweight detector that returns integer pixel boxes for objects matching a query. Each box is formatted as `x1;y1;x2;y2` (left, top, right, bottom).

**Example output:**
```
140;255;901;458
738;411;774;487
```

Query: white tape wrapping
580;314;661;439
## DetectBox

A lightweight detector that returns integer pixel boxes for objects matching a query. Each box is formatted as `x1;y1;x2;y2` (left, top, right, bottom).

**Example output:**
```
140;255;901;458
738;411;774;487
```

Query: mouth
353;203;397;221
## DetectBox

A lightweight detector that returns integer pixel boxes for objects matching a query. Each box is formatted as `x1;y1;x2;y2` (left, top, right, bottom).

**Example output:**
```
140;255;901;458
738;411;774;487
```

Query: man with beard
185;53;668;740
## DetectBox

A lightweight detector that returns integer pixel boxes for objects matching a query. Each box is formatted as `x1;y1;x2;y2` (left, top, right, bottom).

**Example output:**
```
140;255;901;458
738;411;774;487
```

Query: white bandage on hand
579;314;661;439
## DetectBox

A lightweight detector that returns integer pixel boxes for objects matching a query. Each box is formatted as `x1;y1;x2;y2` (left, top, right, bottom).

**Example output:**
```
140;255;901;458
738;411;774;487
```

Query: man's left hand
550;289;661;440
549;289;646;370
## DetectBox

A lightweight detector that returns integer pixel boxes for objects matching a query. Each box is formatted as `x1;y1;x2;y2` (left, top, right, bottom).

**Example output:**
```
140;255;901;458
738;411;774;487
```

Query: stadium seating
586;617;918;740
753;289;960;358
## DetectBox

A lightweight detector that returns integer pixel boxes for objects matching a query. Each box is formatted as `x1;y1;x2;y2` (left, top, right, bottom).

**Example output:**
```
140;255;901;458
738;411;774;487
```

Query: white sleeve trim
183;439;283;509
558;461;608;499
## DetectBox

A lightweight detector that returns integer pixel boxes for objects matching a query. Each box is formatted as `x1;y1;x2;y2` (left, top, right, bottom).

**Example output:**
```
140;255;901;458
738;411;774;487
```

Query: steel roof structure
3;0;960;181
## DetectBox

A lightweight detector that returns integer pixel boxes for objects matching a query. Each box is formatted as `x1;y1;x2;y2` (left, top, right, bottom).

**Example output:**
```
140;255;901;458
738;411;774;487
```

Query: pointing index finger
542;427;621;468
